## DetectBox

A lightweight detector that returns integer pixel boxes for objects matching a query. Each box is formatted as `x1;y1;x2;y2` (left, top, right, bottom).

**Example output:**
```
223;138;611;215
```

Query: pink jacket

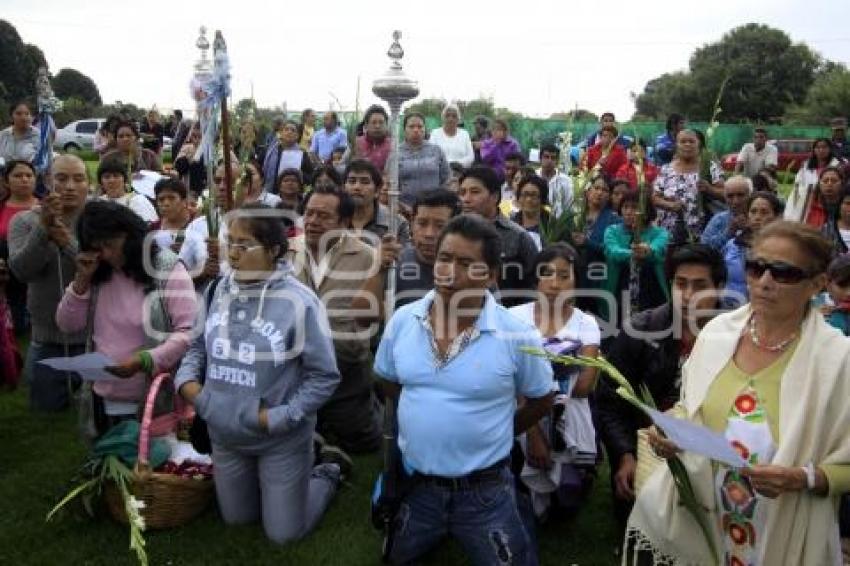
56;263;198;402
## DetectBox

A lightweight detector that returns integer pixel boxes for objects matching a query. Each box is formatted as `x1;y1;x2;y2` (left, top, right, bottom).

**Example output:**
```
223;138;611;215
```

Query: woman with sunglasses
627;221;850;565
721;191;784;308
175;204;345;544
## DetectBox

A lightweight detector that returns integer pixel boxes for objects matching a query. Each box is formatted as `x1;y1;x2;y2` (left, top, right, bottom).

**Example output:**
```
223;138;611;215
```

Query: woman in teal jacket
603;191;669;325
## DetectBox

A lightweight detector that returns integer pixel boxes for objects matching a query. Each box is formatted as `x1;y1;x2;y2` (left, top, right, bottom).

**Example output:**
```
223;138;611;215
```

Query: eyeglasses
226;240;264;254
744;258;812;284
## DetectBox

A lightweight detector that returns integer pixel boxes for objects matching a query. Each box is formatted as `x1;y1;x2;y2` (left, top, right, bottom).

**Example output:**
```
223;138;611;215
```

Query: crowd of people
1;98;850;565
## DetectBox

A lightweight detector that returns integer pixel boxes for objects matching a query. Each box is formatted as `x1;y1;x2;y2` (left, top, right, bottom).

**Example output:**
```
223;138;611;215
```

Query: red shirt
355;135;392;173
0;200;37;240
615;161;659;190
586;143;628;180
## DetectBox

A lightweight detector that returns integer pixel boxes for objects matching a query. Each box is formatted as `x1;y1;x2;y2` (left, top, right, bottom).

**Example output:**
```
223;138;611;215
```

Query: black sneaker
319;444;353;481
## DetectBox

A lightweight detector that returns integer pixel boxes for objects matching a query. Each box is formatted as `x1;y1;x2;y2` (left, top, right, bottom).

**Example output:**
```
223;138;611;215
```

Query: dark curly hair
77;200;157;287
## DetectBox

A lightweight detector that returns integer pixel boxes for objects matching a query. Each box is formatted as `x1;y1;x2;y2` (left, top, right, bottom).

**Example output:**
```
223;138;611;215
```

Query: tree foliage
405;97;446;119
0;19;48;104
633;24;824;123
0;19;103;127
403;97;518;126
52;68;102;106
549;109;598;122
784;64;850;124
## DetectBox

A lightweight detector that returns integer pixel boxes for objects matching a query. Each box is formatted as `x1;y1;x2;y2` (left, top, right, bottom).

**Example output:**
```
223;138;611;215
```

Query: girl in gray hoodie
175;204;342;544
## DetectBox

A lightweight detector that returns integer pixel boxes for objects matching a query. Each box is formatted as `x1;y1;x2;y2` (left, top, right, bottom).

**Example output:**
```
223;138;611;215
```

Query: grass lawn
0;382;620;565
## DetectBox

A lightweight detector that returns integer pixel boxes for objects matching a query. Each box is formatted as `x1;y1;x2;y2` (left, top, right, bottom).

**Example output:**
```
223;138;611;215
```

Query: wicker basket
104;373;214;529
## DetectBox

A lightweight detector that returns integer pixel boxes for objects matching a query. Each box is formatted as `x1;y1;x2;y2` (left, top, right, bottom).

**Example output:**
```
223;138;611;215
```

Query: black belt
415;458;509;491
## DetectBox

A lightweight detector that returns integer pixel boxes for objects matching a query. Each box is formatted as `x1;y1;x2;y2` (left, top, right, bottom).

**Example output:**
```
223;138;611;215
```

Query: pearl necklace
748;315;797;352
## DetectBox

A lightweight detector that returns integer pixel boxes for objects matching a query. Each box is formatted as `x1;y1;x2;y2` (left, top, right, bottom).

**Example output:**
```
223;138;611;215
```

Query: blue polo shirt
310;126;348;161
374;290;554;477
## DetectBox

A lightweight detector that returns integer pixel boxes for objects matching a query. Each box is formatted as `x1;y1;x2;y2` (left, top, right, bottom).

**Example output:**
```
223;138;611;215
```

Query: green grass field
0;382;620;565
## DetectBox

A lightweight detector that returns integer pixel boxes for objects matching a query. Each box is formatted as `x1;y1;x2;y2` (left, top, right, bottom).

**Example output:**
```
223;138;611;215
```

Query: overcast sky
4;0;849;120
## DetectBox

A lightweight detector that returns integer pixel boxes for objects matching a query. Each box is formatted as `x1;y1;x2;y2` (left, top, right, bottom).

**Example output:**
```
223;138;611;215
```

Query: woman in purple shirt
480;117;521;181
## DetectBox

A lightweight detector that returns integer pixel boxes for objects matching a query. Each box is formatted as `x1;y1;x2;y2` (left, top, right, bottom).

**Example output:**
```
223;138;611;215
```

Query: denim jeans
211;433;339;545
389;466;535;566
25;341;85;412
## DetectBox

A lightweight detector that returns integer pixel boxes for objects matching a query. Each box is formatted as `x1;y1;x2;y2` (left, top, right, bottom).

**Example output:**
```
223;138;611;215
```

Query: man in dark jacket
595;244;727;534
457;166;538;307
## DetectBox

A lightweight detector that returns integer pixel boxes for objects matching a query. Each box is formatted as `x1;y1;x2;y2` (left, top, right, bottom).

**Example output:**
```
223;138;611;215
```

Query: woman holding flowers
630;221;850;565
603;191;669;325
652;129;723;247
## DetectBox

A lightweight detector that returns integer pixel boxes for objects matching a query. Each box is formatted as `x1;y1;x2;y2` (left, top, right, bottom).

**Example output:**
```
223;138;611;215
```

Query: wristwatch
801;462;816;490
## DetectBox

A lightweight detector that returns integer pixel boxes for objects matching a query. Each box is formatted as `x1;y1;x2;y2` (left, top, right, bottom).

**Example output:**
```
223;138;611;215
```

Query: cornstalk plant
47;454;149;566
629;133;649;313
521;347;721;564
698;75;731;224
539;207;575;245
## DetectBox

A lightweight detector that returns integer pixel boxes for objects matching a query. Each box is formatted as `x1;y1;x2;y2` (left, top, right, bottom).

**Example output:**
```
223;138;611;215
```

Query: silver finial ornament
372;29;419;115
195;26;211;75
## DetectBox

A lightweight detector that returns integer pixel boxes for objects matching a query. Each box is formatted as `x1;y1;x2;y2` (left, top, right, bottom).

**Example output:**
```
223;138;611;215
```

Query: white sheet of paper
39;352;118;381
647;407;747;468
131;170;165;200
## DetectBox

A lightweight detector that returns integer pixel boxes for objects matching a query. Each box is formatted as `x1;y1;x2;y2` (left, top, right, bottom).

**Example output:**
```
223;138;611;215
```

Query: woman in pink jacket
56;200;197;433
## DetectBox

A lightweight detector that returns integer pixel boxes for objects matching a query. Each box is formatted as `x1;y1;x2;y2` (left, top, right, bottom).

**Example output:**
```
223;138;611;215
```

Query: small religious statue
35;67;63;114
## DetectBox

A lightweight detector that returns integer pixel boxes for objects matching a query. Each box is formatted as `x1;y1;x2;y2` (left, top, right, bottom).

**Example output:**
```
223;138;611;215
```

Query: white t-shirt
509;303;601;350
250;191;282;208
151;226;206;278
509;302;599;486
103;193;159;223
429;127;474;168
536;168;574;219
736;142;778;177
187;213;231;276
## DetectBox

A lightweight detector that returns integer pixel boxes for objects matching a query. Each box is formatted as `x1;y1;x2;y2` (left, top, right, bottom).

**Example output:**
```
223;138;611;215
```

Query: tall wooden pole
221;95;233;211
214;30;234;211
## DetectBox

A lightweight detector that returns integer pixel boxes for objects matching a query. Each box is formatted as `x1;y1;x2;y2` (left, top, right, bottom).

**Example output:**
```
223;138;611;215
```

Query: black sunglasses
744;258;812;284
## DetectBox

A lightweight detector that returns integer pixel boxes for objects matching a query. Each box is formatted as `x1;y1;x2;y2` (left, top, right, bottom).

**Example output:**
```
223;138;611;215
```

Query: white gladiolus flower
128;496;146;511
131;514;146;531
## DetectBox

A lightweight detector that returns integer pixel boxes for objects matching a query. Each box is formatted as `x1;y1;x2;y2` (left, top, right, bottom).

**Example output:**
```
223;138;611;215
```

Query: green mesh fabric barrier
334;112;830;159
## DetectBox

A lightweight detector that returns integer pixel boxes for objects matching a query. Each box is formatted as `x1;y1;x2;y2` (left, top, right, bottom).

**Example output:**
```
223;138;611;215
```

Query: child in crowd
150;178;206;279
815;254;850;335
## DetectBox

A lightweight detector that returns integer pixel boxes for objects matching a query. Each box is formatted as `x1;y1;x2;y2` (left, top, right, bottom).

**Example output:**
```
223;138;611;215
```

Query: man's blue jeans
389;466;535;566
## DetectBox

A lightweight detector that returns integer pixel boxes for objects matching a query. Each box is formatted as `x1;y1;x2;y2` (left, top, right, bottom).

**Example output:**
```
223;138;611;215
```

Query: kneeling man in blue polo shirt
374;214;554;565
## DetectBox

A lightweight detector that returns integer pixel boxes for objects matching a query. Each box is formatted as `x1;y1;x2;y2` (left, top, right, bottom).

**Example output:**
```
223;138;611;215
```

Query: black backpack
188;277;221;454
